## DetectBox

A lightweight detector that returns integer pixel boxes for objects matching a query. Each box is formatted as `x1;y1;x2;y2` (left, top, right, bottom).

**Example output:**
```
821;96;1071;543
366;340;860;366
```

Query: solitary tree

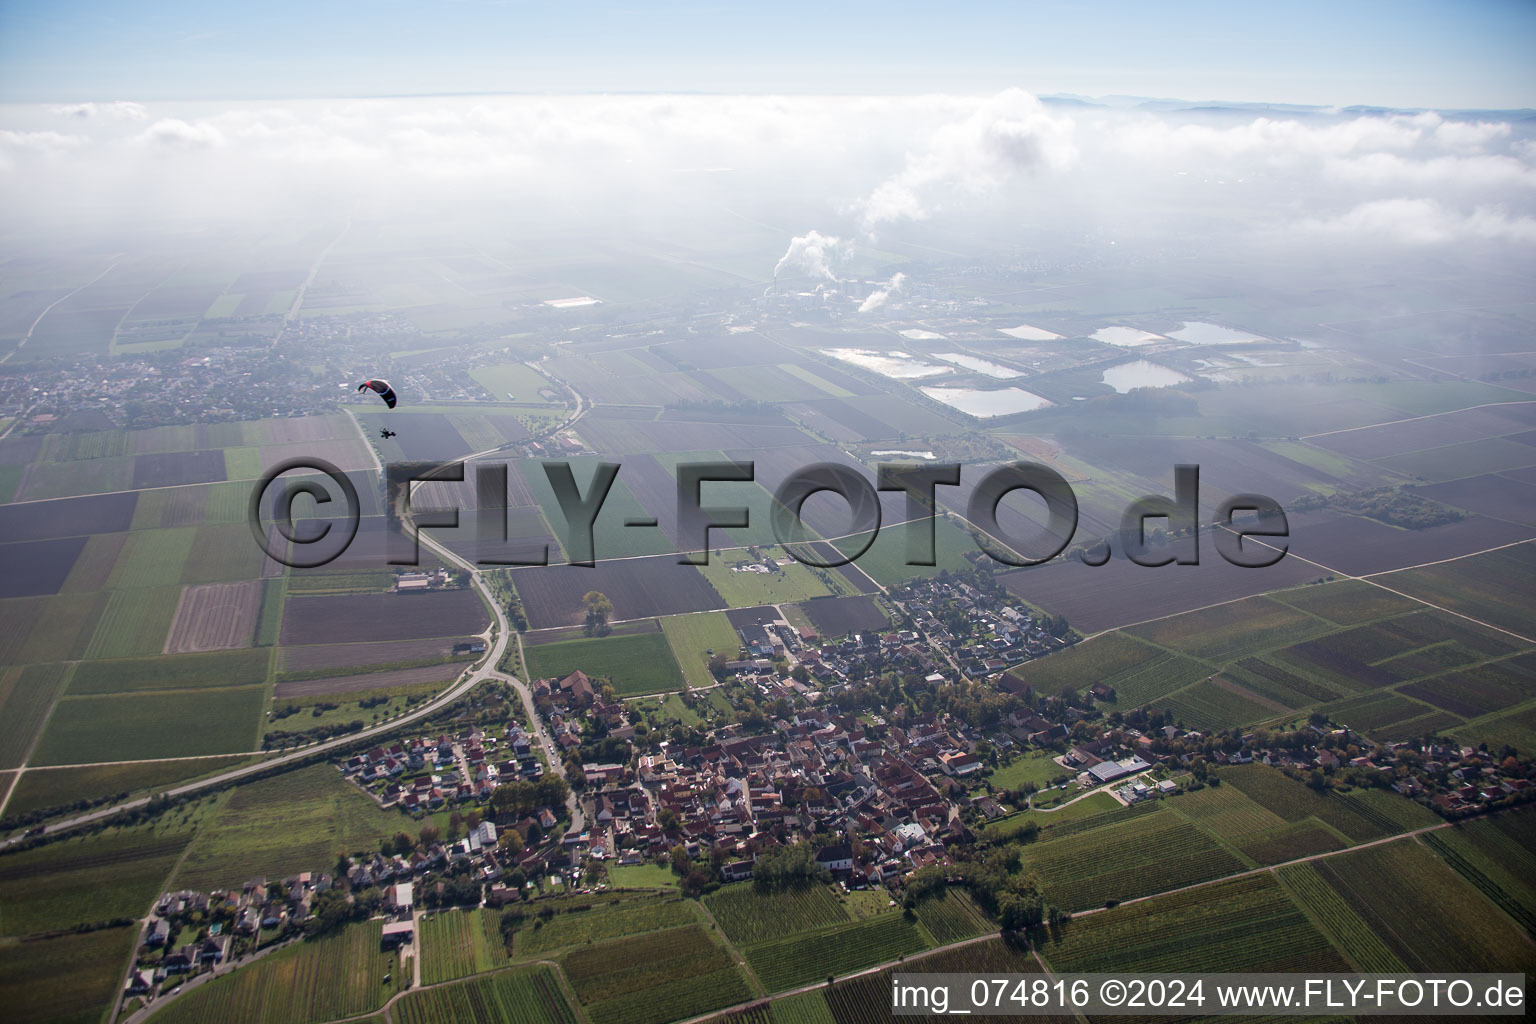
582;591;613;636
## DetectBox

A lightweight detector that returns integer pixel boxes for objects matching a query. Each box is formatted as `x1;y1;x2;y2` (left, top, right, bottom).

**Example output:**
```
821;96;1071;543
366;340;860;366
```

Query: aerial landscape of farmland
2;3;1535;1023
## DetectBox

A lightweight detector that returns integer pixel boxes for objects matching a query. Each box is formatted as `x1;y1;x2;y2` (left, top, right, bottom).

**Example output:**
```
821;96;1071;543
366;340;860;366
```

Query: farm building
381;920;415;948
1087;755;1152;785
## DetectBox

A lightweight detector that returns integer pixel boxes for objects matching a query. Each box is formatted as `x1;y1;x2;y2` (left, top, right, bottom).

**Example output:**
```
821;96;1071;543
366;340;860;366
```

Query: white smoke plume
773;230;845;281
858;271;906;313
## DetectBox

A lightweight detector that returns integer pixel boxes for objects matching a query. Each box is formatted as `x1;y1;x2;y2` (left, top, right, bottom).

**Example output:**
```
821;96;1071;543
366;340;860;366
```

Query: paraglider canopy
357;379;397;409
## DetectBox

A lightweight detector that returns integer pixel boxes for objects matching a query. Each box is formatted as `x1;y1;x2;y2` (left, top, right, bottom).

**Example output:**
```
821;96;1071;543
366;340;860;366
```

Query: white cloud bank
0;91;1531;259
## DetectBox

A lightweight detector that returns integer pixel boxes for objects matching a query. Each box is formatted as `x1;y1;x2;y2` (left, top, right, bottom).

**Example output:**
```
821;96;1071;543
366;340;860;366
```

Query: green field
1167;782;1286;837
104;526;197;589
30;685;264;765
3;755;251;817
1388;542;1536;639
395;964;580;1024
471;362;566;404
509;895;700;958
697;551;852;607
659;612;740;688
1311;840;1536;973
830;515;980;585
1004;632;1163;697
524;632;684;696
83;585;183;659
151;918;401;1024
1234;819;1346;866
560;924;755;1024
1038;872;1349;974
182;522;271;583
517;458;673;561
910;888;996;944
1129;596;1331;664
68;648;271;696
1026;808;1246;911
1270;580;1422;626
0;823;193;936
1421;808;1536;935
743;914;931;992
172;763;408;891
704;883;848;946
984;749;1070;791
1276;860;1409;972
606;862;678;890
420;907;512;984
0;664;71;769
980;791;1126;841
1221;764;1401;843
0;924;139;1024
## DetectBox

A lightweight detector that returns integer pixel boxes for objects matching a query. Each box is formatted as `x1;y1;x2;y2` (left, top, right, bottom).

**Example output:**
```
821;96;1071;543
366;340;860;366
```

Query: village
119;566;1536;1007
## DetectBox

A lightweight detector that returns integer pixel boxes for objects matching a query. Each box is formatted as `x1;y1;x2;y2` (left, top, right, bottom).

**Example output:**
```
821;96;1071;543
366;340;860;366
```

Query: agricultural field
704;883;848;946
1421;808;1536;935
0;537;87;599
796;594;888;638
0;663;71;768
394;964;580;1024
278;589;489;645
1270;578;1422;625
523;632;684;696
277;635;476;674
1235;819;1347;865
1311;840;1536;973
103;526;197;590
996;534;1316;635
660;611;740;688
561;923;755;1024
509;895;700;957
420;907;512;984
84;585;183;658
0;823;193;936
171;764;407;891
67;647;271;695
1154;677;1289;730
1166;782;1285;838
1276;861;1409;972
1025;809;1246;911
827;514;982;586
163;580;264;652
743;913;931;993
1038;873;1350;974
1220;764;1402;843
150;918;400;1024
815;936;1075;1024
3;754;250;817
0;598;98;669
0;924;139;1024
30;685;264;765
1388;541;1536;638
699;552;853;608
910;888;996;944
511;554;725;629
272;663;459;699
1127;595;1330;664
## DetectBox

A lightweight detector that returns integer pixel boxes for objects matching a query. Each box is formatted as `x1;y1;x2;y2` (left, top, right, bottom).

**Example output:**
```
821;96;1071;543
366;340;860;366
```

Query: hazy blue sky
1;0;1533;108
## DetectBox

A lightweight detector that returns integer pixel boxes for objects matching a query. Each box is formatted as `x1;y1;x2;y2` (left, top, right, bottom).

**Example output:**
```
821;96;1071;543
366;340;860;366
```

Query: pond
919;386;1054;417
